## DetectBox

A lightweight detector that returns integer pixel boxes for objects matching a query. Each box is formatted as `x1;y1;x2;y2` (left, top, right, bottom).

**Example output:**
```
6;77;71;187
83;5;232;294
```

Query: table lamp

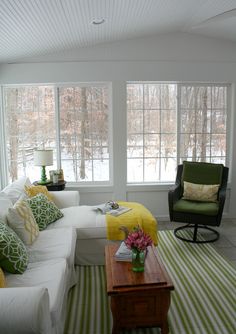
34;149;53;184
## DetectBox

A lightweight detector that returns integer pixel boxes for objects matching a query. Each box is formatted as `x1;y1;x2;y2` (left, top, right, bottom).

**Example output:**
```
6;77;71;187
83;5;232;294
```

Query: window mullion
143;84;145;182
0;87;8;188
91;100;94;182
159;85;161;181
194;87;197;161
55;87;61;169
210;86;213;162
176;84;181;165
225;85;231;168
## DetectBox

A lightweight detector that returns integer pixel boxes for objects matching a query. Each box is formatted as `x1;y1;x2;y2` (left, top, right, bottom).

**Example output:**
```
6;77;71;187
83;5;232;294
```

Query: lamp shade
34;150;53;166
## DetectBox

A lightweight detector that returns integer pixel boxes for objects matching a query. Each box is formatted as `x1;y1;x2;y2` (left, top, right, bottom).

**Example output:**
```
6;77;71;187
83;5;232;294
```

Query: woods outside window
127;83;228;183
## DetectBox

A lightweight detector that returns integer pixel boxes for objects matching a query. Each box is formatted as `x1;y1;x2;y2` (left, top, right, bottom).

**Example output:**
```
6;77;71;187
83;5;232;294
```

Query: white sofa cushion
5;258;68;329
0;193;13;224
1;177;31;204
27;227;77;287
46;206;110;265
0;287;51;334
27;227;76;268
50;190;80;208
47;205;106;239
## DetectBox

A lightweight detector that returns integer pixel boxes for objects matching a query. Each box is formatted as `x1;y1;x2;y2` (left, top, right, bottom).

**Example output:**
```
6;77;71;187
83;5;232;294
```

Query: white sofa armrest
50;190;80;208
0;287;52;334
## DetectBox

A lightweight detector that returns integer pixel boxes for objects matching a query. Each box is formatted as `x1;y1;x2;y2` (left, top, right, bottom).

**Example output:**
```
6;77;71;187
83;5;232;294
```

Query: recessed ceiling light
92;18;105;25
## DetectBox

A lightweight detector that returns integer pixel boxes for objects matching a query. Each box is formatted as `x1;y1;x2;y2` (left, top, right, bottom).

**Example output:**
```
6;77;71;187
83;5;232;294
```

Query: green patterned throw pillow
27;193;63;230
0;220;29;274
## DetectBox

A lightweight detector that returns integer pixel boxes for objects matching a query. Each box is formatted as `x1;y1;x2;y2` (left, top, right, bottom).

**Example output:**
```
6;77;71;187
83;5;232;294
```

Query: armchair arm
168;183;182;221
219;187;227;203
217;186;227;223
217;166;229;224
50;190;80;208
0;287;52;334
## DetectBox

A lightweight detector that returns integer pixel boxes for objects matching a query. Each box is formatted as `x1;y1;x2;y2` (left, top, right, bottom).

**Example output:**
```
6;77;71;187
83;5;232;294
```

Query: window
2;83;110;184
179;85;227;164
1;82;228;186
3;86;56;182
59;85;110;182
127;83;228;183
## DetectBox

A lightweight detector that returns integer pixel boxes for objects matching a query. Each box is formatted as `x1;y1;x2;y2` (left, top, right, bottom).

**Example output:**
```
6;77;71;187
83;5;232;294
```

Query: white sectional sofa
47;202;117;265
0;177;114;334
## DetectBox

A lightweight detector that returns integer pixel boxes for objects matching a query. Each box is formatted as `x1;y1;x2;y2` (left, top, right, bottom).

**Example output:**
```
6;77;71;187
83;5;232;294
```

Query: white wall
1;32;236;219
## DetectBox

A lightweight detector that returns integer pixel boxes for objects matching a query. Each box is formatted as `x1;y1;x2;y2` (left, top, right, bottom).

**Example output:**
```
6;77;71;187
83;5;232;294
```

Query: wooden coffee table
105;244;174;334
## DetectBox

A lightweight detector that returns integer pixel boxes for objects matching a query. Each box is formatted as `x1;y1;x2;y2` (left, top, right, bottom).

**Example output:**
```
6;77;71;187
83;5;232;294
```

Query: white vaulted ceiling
1;0;236;64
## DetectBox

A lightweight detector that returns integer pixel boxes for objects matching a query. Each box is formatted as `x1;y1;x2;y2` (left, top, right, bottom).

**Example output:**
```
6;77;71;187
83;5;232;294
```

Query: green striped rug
64;230;236;334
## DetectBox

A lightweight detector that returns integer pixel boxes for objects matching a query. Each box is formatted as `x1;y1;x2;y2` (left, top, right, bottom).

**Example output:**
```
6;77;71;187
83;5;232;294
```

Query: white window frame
127;81;231;185
1;83;57;185
0;86;8;188
0;82;113;187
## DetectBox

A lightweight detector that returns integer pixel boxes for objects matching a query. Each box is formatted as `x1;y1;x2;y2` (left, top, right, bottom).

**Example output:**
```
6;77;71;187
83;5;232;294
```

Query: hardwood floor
158;219;236;267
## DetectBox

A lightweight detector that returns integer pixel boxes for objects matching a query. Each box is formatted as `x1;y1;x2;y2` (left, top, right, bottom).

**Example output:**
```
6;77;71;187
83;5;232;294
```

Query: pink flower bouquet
124;225;153;252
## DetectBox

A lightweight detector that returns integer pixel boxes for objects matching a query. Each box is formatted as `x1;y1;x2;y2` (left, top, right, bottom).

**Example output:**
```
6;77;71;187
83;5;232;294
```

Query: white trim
0;86;8;188
55;87;61;169
67;184;113;193
1;82;110;88
56;82;110;88
128;81;232;86
176;84;181;165
226;84;233;177
127;183;173;192
108;82;113;186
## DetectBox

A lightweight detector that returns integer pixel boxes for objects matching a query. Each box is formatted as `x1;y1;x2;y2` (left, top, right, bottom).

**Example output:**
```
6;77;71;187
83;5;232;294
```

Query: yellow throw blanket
106;201;158;246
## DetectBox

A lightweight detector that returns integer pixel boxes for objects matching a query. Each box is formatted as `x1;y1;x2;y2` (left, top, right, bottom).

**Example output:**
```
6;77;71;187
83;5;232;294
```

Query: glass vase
131;249;145;272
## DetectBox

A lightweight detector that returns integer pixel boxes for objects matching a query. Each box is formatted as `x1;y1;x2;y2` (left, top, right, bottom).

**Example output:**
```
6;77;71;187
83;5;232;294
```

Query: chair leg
193;224;198;242
174;224;220;243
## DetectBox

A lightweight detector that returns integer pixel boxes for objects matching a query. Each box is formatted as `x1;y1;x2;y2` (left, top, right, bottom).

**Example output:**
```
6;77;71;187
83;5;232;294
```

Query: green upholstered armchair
168;161;229;243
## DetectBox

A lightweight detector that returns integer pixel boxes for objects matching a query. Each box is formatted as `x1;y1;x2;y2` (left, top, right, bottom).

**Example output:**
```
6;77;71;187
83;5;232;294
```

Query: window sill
66;183;113;193
127;183;174;192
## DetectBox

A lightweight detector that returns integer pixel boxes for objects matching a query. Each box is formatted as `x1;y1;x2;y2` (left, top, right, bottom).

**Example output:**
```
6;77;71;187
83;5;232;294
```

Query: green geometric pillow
0;220;29;274
27;193;63;231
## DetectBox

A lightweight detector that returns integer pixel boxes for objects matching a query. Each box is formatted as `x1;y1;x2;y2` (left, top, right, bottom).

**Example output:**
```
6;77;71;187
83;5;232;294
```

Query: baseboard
154;215;170;222
154;212;230;222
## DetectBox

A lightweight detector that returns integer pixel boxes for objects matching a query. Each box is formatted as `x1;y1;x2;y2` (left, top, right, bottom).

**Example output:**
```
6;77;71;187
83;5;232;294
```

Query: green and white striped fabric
158;230;236;334
64;230;236;334
64;266;112;334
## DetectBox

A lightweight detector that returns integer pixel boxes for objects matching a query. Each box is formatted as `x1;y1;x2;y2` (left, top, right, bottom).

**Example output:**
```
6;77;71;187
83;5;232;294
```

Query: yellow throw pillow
0;267;6;288
183;181;220;202
25;185;54;201
7;199;39;245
